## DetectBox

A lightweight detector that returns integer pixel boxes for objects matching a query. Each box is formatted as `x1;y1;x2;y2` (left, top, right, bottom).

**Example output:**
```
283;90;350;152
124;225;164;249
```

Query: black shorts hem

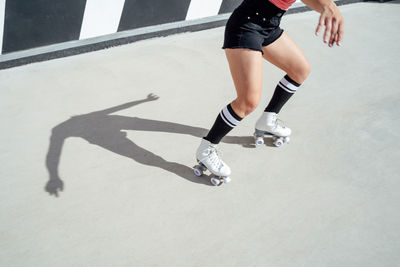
221;46;263;54
222;28;284;55
261;28;284;47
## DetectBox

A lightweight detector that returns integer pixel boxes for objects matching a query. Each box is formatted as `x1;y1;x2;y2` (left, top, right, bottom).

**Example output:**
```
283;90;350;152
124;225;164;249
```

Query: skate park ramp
1;1;399;266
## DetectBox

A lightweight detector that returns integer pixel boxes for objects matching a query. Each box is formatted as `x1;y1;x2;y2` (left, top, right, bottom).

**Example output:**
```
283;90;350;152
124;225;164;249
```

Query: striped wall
0;0;244;55
0;0;354;60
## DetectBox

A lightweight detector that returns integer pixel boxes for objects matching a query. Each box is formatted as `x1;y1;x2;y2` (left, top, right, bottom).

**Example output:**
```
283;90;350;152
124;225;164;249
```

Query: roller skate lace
271;114;287;132
202;146;225;171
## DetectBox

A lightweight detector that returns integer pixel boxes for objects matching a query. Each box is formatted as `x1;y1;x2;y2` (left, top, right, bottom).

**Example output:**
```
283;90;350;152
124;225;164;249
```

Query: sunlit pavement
1;2;399;266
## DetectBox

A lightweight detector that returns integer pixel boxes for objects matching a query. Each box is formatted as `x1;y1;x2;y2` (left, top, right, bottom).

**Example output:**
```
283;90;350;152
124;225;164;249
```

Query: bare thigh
261;32;310;84
224;48;263;118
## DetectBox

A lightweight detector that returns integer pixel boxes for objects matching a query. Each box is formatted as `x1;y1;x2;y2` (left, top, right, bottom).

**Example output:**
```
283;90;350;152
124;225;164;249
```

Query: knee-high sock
204;103;242;144
265;75;301;113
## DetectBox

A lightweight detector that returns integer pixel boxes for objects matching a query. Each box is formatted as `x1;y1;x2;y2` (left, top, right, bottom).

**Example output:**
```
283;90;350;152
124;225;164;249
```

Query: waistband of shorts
238;0;286;16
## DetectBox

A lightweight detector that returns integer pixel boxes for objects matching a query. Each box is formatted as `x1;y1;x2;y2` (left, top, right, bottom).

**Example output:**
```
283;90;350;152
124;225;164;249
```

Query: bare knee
288;60;311;84
231;95;260;118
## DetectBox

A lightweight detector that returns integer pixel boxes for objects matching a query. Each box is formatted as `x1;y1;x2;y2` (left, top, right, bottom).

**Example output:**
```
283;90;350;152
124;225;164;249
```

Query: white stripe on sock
222;106;240;126
278;82;296;93
280;77;299;92
220;112;235;128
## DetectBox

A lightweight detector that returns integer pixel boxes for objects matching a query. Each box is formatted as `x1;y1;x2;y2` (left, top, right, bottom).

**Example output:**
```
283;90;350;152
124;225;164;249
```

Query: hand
315;3;344;47
146;93;159;101
45;177;64;197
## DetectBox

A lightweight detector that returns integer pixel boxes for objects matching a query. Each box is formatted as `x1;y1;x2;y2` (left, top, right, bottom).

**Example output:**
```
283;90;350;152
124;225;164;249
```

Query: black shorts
222;0;286;54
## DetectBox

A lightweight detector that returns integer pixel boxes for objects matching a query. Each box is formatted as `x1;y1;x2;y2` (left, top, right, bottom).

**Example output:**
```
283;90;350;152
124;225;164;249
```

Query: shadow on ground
44;94;259;196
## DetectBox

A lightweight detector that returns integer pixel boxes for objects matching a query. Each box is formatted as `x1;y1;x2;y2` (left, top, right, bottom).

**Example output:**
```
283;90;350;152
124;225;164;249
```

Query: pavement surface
1;1;400;266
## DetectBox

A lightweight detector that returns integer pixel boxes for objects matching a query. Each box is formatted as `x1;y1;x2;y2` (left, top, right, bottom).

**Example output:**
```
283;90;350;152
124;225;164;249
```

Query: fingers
329;18;339;47
334;33;339;46
329;18;344;47
147;93;159;100
336;20;344;46
315;13;325;36
323;17;332;44
316;4;344;47
318;18;343;47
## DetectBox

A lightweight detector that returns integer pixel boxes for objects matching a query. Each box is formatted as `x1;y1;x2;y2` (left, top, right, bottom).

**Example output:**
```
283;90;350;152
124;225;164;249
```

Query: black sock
204;104;242;144
265;74;301;113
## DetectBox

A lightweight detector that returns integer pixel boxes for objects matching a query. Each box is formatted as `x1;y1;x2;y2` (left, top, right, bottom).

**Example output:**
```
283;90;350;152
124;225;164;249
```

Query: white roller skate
253;112;291;147
193;139;231;186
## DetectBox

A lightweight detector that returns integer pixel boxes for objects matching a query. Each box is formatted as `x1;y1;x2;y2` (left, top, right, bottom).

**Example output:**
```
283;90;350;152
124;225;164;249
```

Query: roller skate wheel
223;177;231;184
274;138;283;147
255;136;264;146
211;177;222;186
283;136;290;143
193;167;203;177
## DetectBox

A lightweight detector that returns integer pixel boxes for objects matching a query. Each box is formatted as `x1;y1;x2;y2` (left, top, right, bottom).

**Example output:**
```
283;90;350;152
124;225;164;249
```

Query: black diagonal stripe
118;0;192;32
2;0;86;54
279;81;296;93
218;0;243;14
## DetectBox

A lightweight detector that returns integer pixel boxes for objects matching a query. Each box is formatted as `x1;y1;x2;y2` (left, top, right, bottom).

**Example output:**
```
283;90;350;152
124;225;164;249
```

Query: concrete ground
1;1;400;266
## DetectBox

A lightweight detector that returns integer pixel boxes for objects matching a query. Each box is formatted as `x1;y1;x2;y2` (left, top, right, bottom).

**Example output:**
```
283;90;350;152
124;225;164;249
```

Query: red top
268;0;296;10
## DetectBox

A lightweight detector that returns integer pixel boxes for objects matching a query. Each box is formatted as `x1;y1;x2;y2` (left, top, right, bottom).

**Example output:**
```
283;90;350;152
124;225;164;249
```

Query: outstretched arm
45;127;67;197
88;93;159;116
301;0;344;47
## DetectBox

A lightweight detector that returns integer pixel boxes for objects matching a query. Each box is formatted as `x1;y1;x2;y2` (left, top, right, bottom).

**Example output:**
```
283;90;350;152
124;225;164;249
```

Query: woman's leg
262;32;310;83
202;48;263;144
196;48;263;177
227;48;264;118
203;48;264;145
254;32;311;139
261;32;311;114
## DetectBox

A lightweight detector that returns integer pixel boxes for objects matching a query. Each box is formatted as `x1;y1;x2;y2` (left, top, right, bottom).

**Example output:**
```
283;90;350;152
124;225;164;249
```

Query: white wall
186;0;224;20
79;0;126;40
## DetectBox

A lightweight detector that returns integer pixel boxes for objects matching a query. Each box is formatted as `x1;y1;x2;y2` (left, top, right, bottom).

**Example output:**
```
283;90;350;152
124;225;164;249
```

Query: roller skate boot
253;112;291;147
193;139;231;186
